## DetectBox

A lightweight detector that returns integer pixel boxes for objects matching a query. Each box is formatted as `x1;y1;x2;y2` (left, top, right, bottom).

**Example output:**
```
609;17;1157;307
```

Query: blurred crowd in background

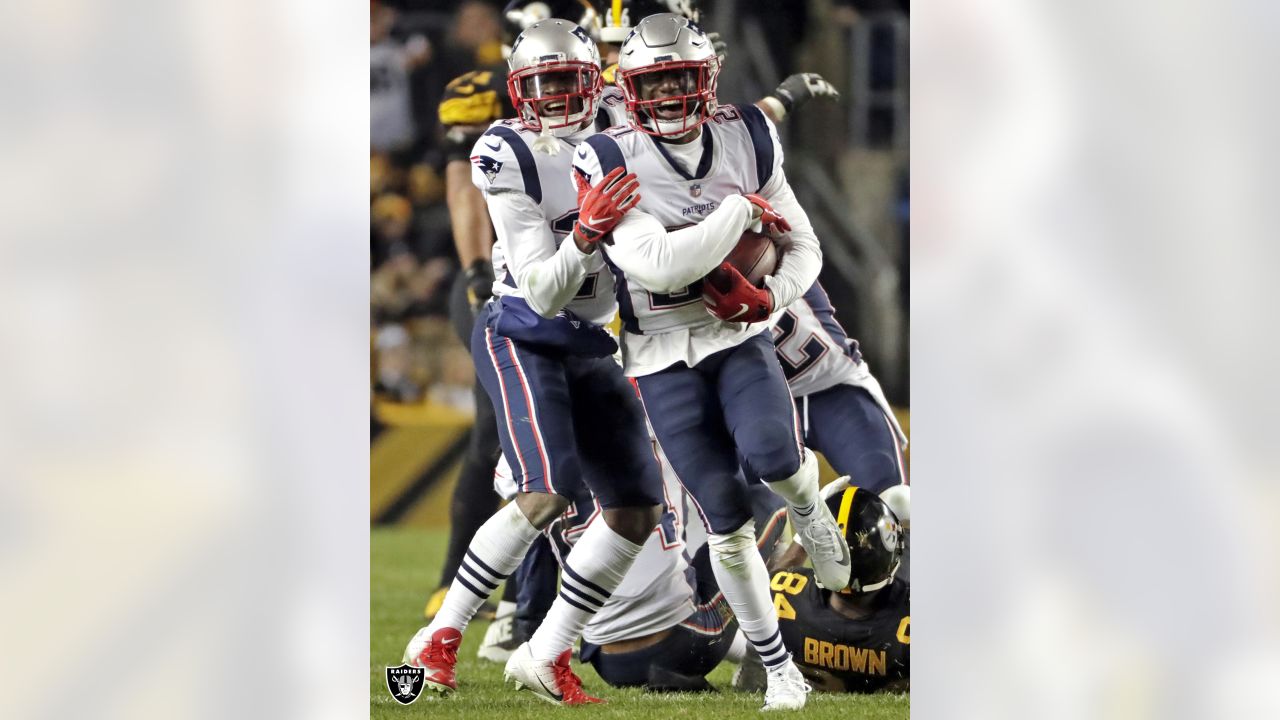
371;0;910;412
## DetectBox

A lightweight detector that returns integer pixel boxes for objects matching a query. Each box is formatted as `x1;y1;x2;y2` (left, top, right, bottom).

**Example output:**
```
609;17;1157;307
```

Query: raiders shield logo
385;664;425;705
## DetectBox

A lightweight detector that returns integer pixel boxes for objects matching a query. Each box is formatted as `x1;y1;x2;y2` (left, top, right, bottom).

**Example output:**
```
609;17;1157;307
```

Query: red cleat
551;650;604;705
504;642;604;705
408;627;462;696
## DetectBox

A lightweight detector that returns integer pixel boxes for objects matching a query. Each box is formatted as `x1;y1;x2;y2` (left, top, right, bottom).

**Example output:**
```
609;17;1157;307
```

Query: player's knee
514;491;571;529
852;451;898;493
707;521;757;575
601;504;662;544
745;425;801;481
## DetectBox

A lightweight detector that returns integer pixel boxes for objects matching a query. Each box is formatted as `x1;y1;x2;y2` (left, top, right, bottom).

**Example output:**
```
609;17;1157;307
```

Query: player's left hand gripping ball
744;193;792;237
703;262;774;323
573;167;641;247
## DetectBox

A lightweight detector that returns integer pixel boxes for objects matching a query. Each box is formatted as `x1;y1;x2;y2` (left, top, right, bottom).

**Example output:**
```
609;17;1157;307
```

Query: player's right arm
471;129;597;319
447;164;495;301
756;73;840;124
440;69;507;307
606;203;760;293
572;138;760;293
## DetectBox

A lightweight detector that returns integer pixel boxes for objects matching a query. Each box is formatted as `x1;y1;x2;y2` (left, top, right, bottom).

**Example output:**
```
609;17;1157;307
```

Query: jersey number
775;593;797;620
771;311;828;380
771;571;809;621
711;106;742;124
648;282;703;310
552;209;579;235
549;210;599;299
655;507;680;549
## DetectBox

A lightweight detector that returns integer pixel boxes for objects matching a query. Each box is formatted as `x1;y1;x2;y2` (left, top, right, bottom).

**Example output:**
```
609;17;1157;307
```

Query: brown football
706;229;777;291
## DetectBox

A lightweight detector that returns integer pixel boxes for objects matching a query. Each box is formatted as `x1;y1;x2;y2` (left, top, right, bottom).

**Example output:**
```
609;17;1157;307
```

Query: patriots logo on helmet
472;155;503;184
571;25;590;44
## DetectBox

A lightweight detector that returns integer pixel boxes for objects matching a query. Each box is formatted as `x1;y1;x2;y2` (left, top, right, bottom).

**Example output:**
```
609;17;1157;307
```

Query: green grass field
372;526;909;719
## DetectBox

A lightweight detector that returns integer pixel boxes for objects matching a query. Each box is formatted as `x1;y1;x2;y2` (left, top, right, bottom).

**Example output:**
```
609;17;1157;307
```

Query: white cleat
789;498;852;590
477;601;518;663
761;660;811;711
503;642;603;705
402;626;431;665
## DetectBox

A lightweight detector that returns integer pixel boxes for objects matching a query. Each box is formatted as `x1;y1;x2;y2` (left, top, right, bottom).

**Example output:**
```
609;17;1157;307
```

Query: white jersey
775;281;907;448
470;89;629;325
773;282;864;397
571;103;822;376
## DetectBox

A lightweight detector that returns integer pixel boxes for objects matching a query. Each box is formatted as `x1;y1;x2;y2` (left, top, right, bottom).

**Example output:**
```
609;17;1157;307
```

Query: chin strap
841;560;901;595
531;125;561;155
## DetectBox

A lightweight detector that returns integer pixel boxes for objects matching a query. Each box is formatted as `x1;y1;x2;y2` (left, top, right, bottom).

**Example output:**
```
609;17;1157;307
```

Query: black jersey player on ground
737;479;909;693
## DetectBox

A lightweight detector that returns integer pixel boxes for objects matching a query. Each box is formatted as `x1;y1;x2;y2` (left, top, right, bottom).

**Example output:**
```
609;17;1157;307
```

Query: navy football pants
579;599;737;690
472;302;663;509
635;332;804;534
799;383;906;494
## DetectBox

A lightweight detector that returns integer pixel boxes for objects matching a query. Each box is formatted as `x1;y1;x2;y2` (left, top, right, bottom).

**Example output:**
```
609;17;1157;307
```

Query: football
706;229;778;290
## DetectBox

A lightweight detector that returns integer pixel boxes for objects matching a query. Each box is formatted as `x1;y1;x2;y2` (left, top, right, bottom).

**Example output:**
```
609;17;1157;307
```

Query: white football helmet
506;20;603;137
616;13;720;137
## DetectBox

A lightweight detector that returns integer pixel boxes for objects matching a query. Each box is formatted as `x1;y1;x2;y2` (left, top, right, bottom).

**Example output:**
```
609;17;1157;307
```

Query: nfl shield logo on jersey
385;664;425;705
472;155;503;184
690;183;702;197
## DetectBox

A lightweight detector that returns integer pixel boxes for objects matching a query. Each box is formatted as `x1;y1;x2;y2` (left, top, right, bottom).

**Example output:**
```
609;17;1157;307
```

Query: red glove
743;193;792;236
573;167;641;245
702;262;774;323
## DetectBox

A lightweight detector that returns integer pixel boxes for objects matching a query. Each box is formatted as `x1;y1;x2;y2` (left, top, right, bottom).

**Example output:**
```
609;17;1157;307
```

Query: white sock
708;521;791;670
428;502;540;635
527;518;644;662
725;628;749;664
765;448;819;511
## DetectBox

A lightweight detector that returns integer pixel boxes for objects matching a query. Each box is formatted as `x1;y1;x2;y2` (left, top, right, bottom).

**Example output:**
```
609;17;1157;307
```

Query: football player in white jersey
426;0;840;628
543;291;914;690
487;401;790;691
570;13;850;711
487;288;914;689
774;282;909;490
402;20;666;706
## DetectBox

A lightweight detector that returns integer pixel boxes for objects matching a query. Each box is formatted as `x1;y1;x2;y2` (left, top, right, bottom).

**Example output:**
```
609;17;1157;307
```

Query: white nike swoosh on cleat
726;303;750;320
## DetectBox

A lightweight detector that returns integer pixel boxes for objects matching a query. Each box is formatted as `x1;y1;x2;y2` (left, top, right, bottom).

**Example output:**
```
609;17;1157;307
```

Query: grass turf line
372;526;909;718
